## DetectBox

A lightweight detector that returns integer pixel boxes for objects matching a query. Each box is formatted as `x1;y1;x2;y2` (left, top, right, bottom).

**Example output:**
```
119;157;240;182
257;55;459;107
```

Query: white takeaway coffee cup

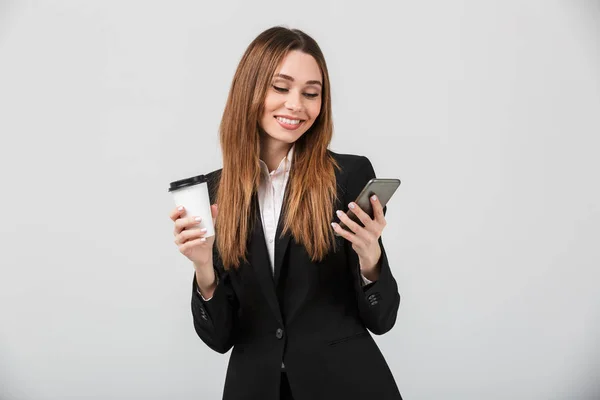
168;174;215;237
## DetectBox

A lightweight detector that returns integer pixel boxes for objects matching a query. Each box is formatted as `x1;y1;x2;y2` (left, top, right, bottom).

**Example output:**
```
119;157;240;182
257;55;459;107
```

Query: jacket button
275;328;284;339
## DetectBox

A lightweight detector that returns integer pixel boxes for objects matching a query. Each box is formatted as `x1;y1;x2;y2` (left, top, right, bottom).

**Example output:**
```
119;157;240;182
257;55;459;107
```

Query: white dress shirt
258;145;293;274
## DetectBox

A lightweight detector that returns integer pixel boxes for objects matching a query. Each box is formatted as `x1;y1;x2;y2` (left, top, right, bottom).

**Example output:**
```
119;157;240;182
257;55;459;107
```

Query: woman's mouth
275;116;304;131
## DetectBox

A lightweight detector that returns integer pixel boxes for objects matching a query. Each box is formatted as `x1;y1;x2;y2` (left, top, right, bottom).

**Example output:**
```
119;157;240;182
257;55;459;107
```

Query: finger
335;210;363;236
347;202;374;231
331;222;358;245
179;237;208;253
174;216;190;236
175;227;207;245
211;204;218;224
370;195;386;225
174;216;203;235
169;206;186;222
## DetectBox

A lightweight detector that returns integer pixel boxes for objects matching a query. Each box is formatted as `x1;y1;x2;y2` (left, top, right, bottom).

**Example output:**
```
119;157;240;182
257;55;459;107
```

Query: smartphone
336;178;401;234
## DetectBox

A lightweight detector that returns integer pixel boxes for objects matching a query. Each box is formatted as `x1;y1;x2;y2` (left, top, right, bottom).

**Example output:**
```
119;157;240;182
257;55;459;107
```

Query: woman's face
259;50;323;147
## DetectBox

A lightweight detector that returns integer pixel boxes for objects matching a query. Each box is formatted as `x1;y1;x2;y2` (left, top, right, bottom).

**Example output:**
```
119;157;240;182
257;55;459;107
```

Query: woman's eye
272;85;319;99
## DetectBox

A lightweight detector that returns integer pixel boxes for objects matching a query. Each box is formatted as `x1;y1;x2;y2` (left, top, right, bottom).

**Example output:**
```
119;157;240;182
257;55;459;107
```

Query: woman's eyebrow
274;73;322;87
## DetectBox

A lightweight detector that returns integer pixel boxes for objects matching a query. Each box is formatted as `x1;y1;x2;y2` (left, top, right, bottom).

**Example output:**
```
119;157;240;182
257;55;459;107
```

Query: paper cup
168;174;215;237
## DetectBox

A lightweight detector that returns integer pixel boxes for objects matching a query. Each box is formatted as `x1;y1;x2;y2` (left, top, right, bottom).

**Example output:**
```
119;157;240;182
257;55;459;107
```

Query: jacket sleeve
344;156;401;335
191;239;239;354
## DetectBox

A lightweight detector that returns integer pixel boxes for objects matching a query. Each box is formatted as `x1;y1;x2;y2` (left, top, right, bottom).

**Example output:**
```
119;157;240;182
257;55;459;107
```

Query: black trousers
280;371;294;400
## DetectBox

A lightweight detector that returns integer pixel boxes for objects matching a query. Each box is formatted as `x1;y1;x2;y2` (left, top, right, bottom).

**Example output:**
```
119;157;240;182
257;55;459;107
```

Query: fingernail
371;195;378;201
336;210;343;217
348;203;356;209
195;217;202;222
178;206;184;211
331;222;338;228
200;238;206;242
200;228;207;233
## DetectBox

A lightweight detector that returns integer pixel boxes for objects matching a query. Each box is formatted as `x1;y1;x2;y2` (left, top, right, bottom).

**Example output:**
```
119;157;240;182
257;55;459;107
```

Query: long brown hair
216;26;340;270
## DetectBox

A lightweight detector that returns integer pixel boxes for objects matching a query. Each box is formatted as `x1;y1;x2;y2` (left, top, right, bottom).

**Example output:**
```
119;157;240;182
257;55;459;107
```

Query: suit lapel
273;178;292;287
273;153;342;288
248;194;284;325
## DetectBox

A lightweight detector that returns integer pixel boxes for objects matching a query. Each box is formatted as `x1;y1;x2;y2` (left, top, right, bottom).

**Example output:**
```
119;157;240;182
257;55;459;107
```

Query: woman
169;26;402;400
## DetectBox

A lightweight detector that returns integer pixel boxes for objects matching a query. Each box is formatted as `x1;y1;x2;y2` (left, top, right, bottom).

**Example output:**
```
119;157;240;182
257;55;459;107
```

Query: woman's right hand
170;204;218;268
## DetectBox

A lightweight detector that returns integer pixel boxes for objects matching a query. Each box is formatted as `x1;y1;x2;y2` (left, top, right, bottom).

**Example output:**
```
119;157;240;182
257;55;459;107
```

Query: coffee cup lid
168;174;207;192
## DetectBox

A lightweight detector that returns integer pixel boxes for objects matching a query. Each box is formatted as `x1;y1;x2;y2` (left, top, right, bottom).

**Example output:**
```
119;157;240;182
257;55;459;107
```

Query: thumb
211;204;218;222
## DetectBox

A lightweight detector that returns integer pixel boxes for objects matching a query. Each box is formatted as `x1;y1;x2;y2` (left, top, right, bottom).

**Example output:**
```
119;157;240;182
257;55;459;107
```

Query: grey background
1;0;599;399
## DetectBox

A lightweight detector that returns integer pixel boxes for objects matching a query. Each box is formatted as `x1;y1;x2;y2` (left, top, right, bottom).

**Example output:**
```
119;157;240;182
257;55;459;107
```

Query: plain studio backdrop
1;0;599;399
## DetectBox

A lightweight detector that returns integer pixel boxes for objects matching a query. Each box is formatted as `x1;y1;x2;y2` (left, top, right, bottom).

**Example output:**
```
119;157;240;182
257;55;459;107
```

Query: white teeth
276;117;301;125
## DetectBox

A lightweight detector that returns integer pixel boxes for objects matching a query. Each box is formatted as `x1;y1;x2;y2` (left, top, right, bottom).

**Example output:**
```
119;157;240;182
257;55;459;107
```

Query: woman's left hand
332;195;386;280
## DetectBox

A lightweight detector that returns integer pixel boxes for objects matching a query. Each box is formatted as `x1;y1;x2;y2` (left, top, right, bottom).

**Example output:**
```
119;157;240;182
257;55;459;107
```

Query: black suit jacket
191;151;402;400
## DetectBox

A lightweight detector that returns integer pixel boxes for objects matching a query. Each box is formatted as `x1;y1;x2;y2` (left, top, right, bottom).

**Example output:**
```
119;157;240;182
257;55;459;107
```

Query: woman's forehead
274;51;322;83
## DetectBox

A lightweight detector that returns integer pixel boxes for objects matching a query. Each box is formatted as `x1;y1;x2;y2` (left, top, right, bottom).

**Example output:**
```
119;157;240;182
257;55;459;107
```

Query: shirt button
275;328;284;340
269;238;274;243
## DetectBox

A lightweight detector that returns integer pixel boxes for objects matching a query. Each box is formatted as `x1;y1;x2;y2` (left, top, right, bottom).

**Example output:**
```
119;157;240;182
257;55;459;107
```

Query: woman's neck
260;140;293;173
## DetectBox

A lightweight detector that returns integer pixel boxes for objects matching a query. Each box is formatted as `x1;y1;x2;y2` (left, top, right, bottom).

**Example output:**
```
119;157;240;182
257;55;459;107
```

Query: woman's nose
285;101;302;112
285;91;303;112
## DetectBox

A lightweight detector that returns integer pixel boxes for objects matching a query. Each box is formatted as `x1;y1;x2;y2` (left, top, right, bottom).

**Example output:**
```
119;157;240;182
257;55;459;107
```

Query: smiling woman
169;26;402;400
